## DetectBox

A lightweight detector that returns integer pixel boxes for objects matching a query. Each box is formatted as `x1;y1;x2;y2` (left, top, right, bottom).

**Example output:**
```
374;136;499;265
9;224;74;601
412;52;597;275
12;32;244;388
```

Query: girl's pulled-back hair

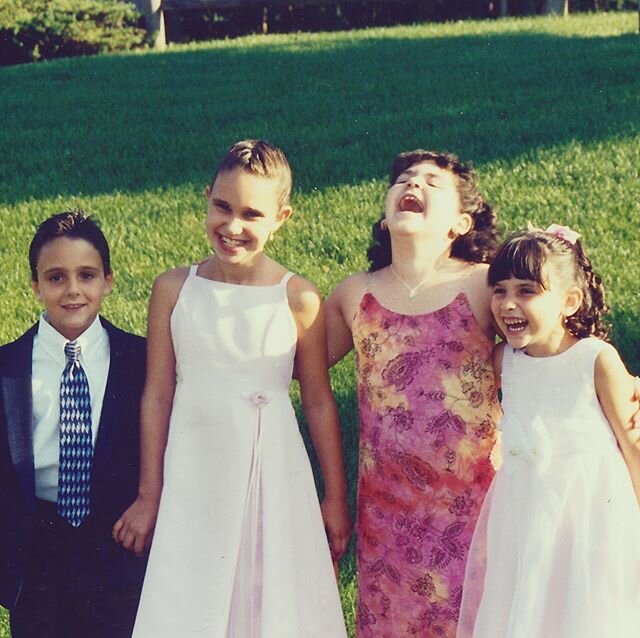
211;139;292;209
368;150;499;272
488;228;609;339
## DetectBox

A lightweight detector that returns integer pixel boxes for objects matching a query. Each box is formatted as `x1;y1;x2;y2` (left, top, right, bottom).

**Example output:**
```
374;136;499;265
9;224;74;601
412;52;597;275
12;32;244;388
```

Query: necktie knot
64;340;81;363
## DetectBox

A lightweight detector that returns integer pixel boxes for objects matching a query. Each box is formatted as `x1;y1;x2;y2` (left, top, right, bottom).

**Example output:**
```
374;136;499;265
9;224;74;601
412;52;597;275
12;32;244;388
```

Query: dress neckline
361;290;469;319
191;264;293;289
514;336;595;361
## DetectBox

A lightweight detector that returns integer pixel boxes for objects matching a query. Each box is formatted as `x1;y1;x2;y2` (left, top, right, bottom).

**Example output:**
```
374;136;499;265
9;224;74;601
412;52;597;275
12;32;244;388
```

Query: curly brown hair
367;150;499;272
488;229;609;339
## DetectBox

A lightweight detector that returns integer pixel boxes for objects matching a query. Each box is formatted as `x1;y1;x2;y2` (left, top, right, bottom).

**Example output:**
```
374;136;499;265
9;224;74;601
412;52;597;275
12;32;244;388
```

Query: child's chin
505;335;526;348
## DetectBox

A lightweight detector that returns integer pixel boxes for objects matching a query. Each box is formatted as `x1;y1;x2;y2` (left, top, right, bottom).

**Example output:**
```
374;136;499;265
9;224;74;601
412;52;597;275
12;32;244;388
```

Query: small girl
326;150;502;637
457;225;640;638
114;140;351;637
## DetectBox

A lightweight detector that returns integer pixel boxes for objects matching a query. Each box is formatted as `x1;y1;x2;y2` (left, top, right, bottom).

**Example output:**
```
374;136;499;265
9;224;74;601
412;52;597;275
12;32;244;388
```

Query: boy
0;211;147;637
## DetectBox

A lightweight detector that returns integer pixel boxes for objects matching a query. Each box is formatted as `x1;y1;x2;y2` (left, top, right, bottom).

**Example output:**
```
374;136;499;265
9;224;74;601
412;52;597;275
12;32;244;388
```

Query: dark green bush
0;0;146;65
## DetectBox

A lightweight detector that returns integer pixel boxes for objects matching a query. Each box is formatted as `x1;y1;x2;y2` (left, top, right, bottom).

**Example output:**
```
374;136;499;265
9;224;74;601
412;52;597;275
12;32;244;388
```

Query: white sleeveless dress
457;338;640;638
133;266;347;638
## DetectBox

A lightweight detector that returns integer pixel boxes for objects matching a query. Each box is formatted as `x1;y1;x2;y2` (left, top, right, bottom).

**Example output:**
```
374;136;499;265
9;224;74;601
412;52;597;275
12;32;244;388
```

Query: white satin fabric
133;267;346;637
458;339;640;638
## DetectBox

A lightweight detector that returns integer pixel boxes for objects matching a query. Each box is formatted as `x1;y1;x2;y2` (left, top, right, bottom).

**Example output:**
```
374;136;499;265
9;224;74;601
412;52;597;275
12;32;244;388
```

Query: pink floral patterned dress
353;292;500;637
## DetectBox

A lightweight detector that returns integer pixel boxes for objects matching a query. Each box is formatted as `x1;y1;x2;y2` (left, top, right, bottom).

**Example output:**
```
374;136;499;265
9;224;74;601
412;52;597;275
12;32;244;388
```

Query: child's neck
207;253;274;286
524;329;580;358
390;235;454;282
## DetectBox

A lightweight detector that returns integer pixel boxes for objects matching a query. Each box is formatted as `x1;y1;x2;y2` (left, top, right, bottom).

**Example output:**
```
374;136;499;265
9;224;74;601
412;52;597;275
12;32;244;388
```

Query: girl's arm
112;268;186;555
490;342;505;469
465;263;497;341
324;273;366;367
289;276;352;560
493;341;505;387
595;345;640;505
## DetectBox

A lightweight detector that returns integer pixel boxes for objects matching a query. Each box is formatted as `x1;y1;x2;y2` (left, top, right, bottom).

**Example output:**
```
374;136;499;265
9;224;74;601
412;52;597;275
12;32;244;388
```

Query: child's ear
204;185;212;199
276;206;293;225
104;272;114;296
31;280;42;301
453;213;473;237
563;285;583;318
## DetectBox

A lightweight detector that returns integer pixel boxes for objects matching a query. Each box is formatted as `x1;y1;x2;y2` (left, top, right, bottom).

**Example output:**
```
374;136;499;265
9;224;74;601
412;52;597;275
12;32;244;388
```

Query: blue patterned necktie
57;340;93;527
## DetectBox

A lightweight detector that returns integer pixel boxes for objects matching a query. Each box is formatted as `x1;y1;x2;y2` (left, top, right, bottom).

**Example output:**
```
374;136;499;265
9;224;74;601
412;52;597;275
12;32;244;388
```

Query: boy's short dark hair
29;210;111;281
210;139;292;209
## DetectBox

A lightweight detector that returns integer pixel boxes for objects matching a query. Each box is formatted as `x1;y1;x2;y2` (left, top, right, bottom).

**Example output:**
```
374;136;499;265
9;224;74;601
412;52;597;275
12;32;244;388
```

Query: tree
541;0;569;14
133;0;166;48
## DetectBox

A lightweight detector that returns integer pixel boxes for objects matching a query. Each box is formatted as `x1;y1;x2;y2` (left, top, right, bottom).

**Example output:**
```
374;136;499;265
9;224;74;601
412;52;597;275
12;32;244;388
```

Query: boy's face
32;236;113;341
204;168;291;267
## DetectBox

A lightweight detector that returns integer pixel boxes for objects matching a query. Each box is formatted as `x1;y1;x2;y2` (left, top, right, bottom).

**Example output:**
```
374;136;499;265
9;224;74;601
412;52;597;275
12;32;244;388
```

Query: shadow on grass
0;29;638;203
610;309;640;375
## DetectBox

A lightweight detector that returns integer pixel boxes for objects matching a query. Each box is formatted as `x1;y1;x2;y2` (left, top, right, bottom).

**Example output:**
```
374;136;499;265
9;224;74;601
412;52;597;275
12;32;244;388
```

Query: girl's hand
321;495;352;562
632;376;640;428
112;495;160;557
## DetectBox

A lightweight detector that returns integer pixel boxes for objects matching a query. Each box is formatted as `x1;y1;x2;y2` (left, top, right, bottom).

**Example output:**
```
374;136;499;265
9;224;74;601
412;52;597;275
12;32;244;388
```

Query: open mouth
398;194;424;213
219;235;246;249
503;318;527;332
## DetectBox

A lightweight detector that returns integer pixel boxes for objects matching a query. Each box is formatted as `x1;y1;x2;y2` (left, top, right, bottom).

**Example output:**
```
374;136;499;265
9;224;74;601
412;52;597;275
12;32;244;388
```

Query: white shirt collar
37;313;106;363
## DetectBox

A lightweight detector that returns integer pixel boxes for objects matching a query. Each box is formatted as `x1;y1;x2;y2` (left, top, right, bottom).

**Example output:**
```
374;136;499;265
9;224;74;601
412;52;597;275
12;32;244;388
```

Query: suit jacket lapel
92;318;126;477
0;325;37;503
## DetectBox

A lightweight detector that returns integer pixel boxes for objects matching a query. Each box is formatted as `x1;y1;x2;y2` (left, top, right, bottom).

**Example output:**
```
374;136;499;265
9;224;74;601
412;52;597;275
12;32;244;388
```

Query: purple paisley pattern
353;293;500;637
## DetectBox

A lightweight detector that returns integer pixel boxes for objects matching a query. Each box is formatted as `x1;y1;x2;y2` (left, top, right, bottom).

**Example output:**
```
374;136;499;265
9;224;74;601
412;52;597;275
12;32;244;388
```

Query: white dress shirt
32;314;110;502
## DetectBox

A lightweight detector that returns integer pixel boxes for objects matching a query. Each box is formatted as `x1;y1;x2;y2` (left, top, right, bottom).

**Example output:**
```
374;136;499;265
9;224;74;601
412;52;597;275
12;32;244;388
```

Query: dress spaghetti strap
279;271;295;288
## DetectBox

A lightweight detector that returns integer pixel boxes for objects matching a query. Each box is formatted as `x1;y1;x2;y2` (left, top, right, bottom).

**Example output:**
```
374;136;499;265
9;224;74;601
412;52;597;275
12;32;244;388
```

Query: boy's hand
112;495;159;557
321;495;352;563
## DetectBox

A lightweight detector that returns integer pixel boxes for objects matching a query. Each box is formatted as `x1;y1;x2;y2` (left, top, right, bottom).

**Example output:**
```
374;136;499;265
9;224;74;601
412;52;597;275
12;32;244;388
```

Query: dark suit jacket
0;316;147;609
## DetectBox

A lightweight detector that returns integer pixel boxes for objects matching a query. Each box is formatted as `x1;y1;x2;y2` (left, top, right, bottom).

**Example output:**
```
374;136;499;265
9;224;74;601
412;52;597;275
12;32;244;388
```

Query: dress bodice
352;292;500;470
170;266;296;393
500;339;619;468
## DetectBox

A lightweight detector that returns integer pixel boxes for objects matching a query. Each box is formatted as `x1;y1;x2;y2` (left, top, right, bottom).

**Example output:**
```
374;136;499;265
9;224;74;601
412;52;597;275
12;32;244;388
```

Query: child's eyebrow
402;168;443;180
41;265;100;274
515;281;543;290
40;266;66;274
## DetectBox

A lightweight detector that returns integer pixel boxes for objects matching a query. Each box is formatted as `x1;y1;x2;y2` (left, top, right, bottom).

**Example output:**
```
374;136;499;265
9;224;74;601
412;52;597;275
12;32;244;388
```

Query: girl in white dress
457;224;640;638
113;140;351;637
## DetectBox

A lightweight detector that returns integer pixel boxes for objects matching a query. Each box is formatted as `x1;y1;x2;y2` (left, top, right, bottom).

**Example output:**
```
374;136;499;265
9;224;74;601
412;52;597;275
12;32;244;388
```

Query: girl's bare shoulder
330;271;369;300
151;266;191;308
286;273;321;309
326;271;370;318
155;266;190;289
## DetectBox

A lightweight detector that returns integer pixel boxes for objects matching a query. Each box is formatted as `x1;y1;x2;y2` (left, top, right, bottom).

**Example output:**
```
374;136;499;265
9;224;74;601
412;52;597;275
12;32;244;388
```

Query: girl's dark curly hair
488;229;609;339
367;150;499;272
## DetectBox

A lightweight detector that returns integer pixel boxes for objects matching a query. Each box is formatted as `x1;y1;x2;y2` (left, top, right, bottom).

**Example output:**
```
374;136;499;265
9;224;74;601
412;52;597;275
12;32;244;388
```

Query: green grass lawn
1;11;639;637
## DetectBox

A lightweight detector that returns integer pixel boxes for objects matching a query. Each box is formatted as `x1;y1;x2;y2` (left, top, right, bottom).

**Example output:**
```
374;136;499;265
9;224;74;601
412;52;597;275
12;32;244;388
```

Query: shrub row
165;0;637;42
0;0;634;64
0;0;146;66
